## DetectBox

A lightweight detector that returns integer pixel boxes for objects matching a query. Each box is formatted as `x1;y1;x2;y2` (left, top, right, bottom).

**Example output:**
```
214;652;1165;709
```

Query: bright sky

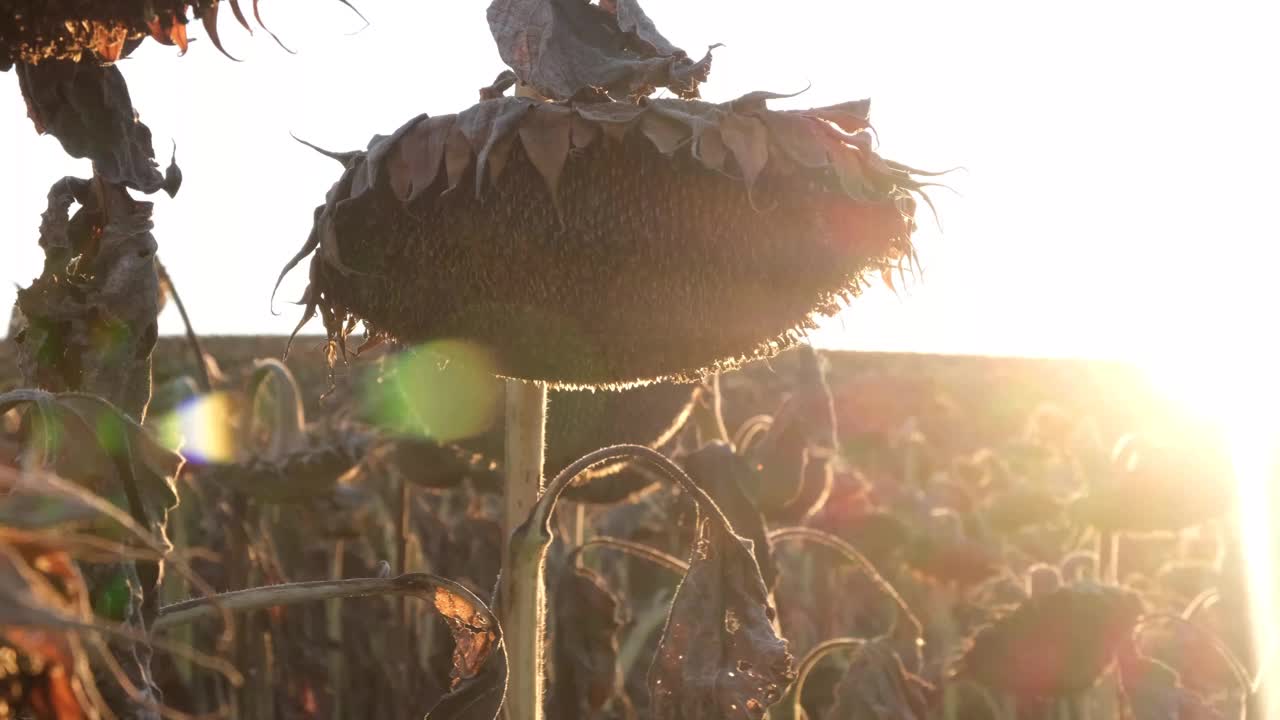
1;0;1276;364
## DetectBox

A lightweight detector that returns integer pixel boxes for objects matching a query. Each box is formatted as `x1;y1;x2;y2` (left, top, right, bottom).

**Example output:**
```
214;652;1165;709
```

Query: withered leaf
458;98;536;197
0;390;182;553
424;579;508;720
487;0;715;101
828;638;932;719
800;99;873;134
18;179;163;419
16;57;177;195
0;543;103;720
648;515;794;719
742;347;837;523
548;564;629;717
719;114;769;190
681;443;776;592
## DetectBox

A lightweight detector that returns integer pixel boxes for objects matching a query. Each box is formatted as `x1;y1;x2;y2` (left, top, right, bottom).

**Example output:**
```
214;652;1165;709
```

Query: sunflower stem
500;379;548;720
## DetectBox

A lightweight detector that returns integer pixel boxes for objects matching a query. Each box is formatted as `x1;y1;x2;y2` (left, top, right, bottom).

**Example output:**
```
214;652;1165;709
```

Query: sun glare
1140;345;1279;715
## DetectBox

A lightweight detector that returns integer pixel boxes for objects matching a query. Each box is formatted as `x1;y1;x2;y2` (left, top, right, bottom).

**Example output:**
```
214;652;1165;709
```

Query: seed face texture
285;94;926;389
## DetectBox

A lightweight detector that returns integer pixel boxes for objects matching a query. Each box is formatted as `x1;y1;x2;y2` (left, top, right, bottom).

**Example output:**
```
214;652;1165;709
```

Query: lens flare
1141;348;1279;716
361;339;501;443
152;391;240;464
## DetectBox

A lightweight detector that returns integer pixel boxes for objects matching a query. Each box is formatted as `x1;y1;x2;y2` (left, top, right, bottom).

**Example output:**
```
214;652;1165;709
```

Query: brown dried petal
719;114;769;189
798;99;873;134
516;103;573;201
641;112;692;156
692;127;728;172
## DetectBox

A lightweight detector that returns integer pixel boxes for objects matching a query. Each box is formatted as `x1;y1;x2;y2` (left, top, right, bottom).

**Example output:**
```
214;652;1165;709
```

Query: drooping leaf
548;564;630;718
828;638;932;719
486;0;716;101
0;390;182;553
680;442;776;592
16;58;176;195
744;346;837;522
648;515;794;719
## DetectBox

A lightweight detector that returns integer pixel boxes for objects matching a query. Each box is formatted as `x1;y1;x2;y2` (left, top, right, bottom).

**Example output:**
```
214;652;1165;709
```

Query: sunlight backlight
1142;346;1279;716
152;392;240;464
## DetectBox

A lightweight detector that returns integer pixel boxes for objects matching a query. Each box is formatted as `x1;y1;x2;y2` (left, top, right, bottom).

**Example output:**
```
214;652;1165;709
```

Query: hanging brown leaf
827;638;932;719
486;0;715;101
16;58;179;196
548;564;631;718
680;442;777;592
744;346;837;521
648;514;794;718
282;92;926;389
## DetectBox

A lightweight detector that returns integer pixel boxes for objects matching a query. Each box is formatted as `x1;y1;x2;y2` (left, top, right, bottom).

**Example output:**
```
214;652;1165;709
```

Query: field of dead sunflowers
0;1;1267;719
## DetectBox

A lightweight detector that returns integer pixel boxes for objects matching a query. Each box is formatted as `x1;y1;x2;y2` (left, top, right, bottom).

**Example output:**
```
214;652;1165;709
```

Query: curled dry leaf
282;92;925;389
648;515;794;719
487;0;715;101
16;58;180;196
828;638;932;719
743;346;837;521
953;583;1144;701
680;442;776;592
15;178;162;420
0;390;182;554
548;564;630;718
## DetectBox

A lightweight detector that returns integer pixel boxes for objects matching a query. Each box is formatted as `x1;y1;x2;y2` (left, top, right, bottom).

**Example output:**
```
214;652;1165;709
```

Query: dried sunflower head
0;1;226;66
953;583;1144;701
282;92;926;389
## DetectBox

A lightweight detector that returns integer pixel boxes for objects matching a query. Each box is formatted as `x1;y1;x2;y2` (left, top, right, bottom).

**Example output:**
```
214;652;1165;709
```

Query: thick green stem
500;379;548;720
